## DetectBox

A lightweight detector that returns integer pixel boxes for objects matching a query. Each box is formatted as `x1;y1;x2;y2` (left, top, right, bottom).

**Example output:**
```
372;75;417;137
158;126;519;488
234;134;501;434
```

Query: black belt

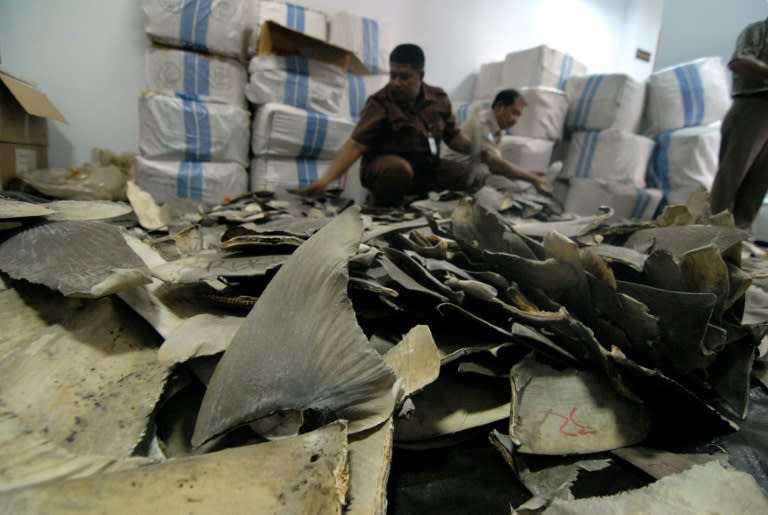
734;91;768;100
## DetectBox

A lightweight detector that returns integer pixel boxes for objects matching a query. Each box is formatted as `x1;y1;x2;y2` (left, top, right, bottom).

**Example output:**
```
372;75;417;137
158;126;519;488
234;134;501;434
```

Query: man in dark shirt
300;43;484;206
710;18;768;228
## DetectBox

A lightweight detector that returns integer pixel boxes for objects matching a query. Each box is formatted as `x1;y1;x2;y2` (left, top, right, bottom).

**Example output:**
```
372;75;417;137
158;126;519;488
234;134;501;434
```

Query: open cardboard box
258;21;369;75
0;66;67;185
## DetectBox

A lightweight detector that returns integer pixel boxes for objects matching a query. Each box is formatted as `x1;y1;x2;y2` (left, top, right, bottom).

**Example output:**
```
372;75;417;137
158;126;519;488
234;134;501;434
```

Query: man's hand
529;171;552;194
299;179;329;198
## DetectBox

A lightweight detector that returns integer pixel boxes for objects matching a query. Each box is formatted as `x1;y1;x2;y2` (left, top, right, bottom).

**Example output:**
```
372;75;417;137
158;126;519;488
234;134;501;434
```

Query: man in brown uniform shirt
301;44;486;206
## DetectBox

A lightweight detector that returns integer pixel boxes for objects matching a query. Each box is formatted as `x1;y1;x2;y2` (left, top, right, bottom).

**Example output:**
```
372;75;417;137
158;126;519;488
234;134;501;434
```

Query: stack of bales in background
331;12;391;203
453;45;579;188
557;73;660;220
139;0;251;206
644;57;731;208
246;10;392;204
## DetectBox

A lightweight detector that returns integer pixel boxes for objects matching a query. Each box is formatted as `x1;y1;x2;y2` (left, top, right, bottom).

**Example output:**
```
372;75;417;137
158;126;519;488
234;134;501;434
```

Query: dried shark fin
0;221;151;297
192;207;396;445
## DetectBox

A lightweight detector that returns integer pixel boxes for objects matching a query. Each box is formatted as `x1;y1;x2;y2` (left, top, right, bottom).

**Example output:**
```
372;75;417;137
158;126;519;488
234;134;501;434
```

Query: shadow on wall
48;124;74;168
451;73;478;103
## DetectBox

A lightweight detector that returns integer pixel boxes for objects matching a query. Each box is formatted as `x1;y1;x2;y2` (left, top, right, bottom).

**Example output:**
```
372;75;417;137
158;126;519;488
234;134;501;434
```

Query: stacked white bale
247;54;347;116
250;157;360;193
329;12;394;74
565;178;663;221
642;57;731;210
139;92;250;166
252;103;354;159
754;198;768;243
141;2;251;206
345;73;389;121
501;45;587;90
247;59;363;200
135;156;248;205
146;47;248;108
499;136;556;173
142;0;249;59
643;57;731;136
473;61;504;102
647;123;721;207
453;100;488;126
557;72;660;220
245;1;328;55
565;74;645;133
561;129;655;188
510;87;569;141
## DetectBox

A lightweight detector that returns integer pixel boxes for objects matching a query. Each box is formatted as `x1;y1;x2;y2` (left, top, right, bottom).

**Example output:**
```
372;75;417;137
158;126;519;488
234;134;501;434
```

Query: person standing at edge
710;17;768;228
301;43;498;206
442;88;550;194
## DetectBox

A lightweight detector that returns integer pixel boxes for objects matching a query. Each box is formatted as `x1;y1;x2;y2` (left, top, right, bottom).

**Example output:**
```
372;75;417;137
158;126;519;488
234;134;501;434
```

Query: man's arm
729;57;768;81
484;150;551;193
300;139;368;197
447;131;550;192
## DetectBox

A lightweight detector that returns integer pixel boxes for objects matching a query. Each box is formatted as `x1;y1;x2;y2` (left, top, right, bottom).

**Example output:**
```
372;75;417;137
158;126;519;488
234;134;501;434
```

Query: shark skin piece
0;221;151;298
0;293;169;458
0;199;54;219
393;369;511;442
542;461;768;514
0;400;153;492
151;252;288;284
625;224;749;257
43;200;133;221
509;356;650;455
452;198;538;259
346;419;395;515
192;207;396;445
384;325;441;404
0;422;351;515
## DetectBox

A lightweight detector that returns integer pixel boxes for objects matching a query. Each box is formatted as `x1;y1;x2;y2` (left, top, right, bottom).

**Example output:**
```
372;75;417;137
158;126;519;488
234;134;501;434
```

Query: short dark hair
492;88;526;109
390;44;425;70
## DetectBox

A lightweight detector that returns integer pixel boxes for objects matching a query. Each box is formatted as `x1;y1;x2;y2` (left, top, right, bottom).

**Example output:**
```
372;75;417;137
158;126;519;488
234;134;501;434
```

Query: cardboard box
258;21;369;75
0;66;66;184
0;67;67;145
0;142;47;185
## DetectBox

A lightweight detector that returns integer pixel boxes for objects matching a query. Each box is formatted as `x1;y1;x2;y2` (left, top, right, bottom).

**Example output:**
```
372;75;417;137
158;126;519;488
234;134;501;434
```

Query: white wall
0;0;147;168
655;0;766;71
615;0;665;81
0;0;663;169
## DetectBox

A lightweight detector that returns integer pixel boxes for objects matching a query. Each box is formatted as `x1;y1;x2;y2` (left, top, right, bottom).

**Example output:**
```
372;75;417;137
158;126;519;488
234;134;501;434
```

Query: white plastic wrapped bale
252;103;354;159
643;57;732;135
565;178;663;220
453;100;490;126
250;156;355;191
245;1;328;56
139;92;250;166
647;123;720;207
562;129;655;188
499;136;555;172
501;45;587;90
136;156;247;205
143;0;249;58
329;12;393;74
754;198;768;243
565;74;645;133
508;86;568;141
146;46;247;107
247;54;346;116
473;61;504;101
345;73;389;121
